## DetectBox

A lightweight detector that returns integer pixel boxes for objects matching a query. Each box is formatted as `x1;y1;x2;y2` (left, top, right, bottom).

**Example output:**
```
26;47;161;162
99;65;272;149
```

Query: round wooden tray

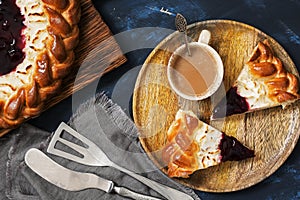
132;20;300;192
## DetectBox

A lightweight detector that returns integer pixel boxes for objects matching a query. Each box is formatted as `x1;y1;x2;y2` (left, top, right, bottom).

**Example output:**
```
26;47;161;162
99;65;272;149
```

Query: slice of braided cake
212;40;300;119
162;110;254;178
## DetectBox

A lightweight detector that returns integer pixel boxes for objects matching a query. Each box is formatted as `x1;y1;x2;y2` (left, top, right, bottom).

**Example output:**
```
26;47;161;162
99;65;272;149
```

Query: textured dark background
31;0;300;199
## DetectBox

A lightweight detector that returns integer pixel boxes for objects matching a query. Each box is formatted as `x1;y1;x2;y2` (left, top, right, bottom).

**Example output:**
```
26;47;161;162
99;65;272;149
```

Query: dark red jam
0;0;25;75
219;133;255;162
212;87;250;119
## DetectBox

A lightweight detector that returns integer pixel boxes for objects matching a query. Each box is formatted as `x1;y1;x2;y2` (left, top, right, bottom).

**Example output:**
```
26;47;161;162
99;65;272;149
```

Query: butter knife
25;148;162;200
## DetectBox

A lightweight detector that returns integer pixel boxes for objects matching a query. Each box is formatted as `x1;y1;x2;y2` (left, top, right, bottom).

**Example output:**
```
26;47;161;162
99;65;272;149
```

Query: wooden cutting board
132;20;300;192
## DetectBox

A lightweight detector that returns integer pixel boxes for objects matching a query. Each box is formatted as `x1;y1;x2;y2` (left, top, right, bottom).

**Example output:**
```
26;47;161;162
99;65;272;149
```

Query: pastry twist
0;0;80;133
247;40;300;103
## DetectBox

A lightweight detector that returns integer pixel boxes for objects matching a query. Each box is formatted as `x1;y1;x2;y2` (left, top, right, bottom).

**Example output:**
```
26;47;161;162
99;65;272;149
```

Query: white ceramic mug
167;30;224;101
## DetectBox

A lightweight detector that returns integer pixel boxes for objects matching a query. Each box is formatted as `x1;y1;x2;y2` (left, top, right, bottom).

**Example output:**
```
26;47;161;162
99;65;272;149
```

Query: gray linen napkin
1;93;200;200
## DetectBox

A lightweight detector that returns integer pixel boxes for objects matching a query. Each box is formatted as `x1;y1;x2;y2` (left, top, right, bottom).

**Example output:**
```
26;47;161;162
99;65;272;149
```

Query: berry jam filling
219;133;254;162
0;0;25;75
212;87;250;119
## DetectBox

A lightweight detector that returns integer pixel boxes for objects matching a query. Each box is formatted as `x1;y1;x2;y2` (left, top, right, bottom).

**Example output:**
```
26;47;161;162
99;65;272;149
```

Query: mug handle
198;30;211;44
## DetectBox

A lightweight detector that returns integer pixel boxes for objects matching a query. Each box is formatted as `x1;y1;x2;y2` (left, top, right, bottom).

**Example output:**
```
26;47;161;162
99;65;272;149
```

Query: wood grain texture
132;20;300;192
0;0;126;136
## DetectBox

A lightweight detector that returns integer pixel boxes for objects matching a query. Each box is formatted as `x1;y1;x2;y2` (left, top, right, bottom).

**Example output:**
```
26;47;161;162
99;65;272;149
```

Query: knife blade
25;148;161;200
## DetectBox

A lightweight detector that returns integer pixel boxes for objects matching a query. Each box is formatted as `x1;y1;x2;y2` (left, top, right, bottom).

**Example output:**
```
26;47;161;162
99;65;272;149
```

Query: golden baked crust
0;0;80;134
162;110;255;178
162;113;200;178
247;40;300;103
212;40;300;119
162;110;222;178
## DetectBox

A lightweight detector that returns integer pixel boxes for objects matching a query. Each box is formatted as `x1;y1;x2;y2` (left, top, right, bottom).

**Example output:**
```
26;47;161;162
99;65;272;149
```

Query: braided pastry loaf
0;0;80;134
212;40;300;119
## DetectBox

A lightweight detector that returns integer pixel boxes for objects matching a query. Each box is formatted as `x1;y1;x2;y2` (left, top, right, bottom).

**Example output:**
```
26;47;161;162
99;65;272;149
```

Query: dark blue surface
31;0;300;199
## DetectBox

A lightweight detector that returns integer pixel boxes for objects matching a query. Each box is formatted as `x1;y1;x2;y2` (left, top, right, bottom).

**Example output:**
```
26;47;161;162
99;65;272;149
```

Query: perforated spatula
47;122;195;200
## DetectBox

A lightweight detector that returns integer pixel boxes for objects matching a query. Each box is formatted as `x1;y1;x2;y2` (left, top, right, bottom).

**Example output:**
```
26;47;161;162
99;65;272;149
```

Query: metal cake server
46;122;195;200
25;148;161;200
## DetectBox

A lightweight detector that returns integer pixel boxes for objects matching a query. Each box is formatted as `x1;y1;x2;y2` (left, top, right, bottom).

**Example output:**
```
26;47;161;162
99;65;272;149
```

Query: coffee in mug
167;30;224;101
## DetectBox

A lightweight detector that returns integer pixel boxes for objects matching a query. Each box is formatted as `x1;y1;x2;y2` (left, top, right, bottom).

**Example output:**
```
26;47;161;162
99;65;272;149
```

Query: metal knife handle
114;186;162;200
112;164;194;200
